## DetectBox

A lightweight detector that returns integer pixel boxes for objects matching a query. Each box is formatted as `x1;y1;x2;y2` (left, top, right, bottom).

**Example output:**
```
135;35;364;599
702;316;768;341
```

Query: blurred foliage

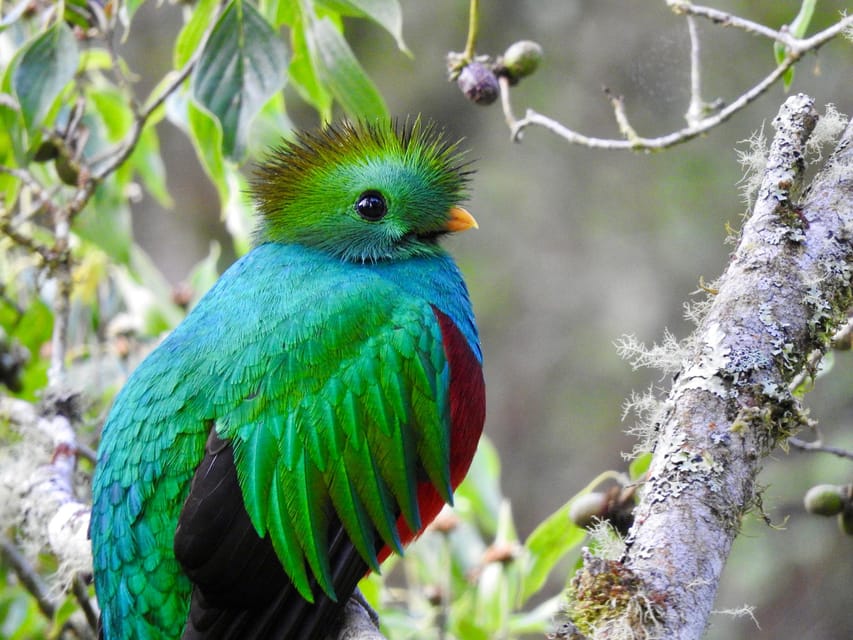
0;0;595;637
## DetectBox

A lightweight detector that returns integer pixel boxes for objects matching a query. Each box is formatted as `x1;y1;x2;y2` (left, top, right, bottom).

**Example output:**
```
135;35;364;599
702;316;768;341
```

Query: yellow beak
445;206;479;232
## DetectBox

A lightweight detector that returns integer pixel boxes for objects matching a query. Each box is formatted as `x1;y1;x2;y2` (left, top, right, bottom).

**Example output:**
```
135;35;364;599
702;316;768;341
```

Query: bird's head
250;118;476;262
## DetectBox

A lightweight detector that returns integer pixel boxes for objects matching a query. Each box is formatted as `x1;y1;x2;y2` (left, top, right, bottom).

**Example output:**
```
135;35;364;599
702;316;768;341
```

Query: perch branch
568;94;853;638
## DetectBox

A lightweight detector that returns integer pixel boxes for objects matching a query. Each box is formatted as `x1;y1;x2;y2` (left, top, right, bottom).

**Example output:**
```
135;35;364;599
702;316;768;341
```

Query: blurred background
125;2;853;638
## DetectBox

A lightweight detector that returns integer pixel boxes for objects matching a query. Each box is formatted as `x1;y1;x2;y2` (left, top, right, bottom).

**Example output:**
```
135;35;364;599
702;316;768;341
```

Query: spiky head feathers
250;119;473;262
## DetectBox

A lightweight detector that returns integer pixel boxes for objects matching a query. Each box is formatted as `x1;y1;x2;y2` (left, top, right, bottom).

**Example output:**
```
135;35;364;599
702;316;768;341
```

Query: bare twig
501;7;853;150
0;533;56;619
684;16;709;127
666;1;799;45
788;437;853;461
73;573;100;633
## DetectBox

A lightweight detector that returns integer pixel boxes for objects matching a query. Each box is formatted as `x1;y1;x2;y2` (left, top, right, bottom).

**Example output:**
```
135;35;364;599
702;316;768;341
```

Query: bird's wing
222;271;452;600
166;247;467;639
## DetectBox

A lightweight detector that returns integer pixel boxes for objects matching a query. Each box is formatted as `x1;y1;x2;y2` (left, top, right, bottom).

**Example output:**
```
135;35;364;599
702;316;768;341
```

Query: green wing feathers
225;274;451;602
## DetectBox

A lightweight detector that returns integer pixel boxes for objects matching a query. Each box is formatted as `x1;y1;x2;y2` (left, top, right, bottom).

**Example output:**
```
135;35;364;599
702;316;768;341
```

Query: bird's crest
249;118;473;253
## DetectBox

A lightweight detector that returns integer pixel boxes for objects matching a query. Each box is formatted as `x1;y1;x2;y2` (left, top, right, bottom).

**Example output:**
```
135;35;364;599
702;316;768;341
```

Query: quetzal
90;119;486;639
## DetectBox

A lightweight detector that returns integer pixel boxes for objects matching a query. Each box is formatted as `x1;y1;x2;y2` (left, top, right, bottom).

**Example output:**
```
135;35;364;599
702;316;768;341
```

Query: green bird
90;119;486;639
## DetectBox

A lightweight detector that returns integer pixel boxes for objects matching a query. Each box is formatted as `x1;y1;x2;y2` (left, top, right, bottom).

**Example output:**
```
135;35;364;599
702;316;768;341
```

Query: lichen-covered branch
0;396;95;635
565;94;853;638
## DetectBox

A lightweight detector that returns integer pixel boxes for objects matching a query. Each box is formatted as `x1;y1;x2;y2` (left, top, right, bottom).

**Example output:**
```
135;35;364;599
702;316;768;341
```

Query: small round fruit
803;484;844;516
500;40;543;82
457;61;500;106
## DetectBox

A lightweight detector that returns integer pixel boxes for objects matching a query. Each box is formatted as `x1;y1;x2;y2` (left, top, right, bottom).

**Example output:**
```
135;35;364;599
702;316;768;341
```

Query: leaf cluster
0;1;411;636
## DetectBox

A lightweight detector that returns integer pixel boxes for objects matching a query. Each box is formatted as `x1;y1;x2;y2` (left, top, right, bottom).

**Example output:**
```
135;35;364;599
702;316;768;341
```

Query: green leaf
288;14;333;119
305;16;388;119
318;0;409;53
628;451;652;481
0;104;21;206
13;298;52;355
520;495;587;604
773;0;816;91
79;47;114;72
191;0;289;159
12;21;79;134
174;0;220;68
454;438;503;536
89;86;134;141
187;99;229;205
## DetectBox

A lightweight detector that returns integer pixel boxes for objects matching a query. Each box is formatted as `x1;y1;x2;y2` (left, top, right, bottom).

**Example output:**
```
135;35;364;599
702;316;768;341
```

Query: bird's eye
355;191;387;221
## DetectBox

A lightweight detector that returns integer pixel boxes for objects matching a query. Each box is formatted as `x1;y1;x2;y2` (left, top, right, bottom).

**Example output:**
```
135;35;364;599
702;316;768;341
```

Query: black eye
355;191;387;221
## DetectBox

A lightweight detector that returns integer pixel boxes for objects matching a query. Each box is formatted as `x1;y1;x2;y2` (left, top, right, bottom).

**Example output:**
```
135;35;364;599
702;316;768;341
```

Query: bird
90;118;486;639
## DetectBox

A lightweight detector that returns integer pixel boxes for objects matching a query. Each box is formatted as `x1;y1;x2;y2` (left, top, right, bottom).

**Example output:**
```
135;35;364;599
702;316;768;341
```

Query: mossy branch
563;94;853;638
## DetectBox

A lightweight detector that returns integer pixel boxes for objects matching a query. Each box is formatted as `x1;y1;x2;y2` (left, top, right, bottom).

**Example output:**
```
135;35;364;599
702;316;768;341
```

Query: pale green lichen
562;554;666;640
736;124;769;208
806;104;849;162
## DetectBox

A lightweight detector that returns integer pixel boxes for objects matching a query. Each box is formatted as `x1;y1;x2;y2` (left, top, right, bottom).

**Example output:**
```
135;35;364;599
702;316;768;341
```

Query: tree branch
568;94;853;638
500;7;853;150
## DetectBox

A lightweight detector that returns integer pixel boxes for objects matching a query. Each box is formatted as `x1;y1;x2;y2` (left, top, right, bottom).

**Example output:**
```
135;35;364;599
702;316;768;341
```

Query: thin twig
684;16;705;127
88;54;200;181
788;437;853;461
668;1;802;47
73;573;100;633
0;211;54;263
503;10;853;149
462;0;480;61
0;534;56;619
0;165;55;212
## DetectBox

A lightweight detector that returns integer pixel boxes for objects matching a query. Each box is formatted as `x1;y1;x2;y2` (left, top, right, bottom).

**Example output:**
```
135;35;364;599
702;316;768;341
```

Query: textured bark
573;94;853;639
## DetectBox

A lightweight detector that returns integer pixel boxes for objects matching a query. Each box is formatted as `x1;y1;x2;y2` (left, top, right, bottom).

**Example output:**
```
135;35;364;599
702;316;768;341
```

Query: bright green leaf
520;495;587;604
773;0;816;91
628;451;652;481
12;298;52;355
788;0;816;38
12;21;79;134
319;0;409;53
174;0;220;68
0;106;21;205
191;0;289;159
89;86;134;141
79;48;113;72
305;16;388;119
288;14;333;119
187;99;229;205
455;437;503;536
